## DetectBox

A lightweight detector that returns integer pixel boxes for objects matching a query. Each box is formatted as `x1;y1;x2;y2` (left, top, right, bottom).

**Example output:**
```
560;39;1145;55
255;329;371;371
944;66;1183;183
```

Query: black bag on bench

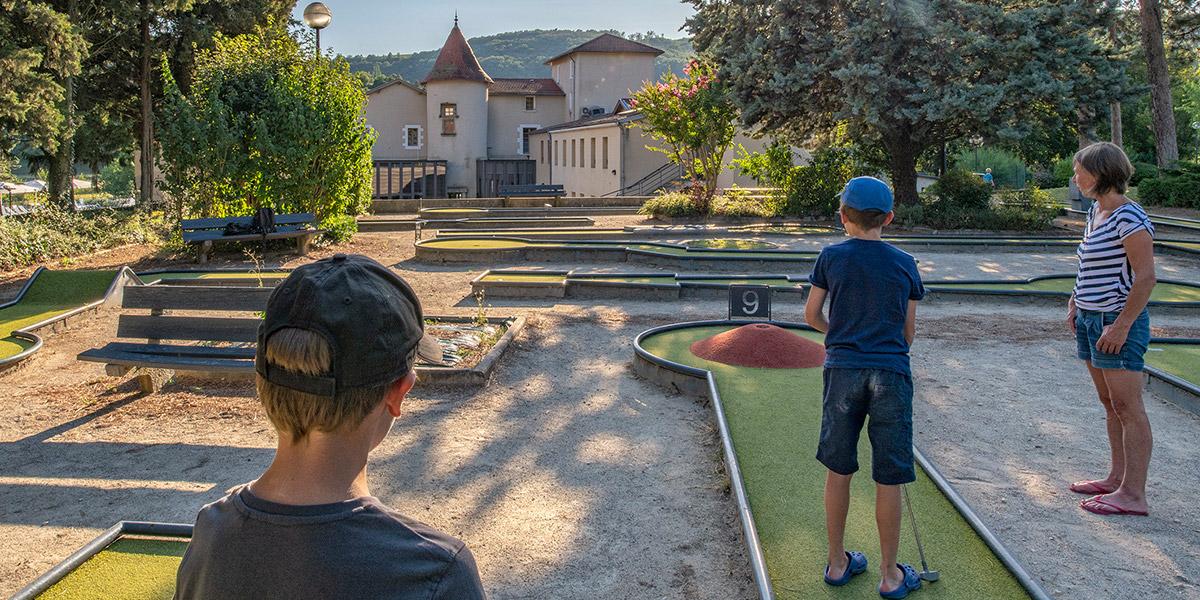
222;208;277;236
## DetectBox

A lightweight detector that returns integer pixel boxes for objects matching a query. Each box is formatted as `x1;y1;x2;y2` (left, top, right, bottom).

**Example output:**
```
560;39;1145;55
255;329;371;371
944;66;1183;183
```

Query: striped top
1073;201;1154;312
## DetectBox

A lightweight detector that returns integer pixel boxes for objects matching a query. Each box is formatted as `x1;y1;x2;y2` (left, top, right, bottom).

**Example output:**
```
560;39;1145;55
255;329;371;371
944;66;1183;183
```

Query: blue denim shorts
1075;308;1150;372
816;368;916;485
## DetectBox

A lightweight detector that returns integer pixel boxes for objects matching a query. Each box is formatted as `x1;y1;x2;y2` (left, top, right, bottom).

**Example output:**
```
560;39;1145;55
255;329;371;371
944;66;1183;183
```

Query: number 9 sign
729;284;771;320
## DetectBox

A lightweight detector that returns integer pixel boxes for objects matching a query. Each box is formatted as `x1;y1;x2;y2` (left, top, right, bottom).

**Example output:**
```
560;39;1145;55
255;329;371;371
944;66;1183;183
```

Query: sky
290;0;695;56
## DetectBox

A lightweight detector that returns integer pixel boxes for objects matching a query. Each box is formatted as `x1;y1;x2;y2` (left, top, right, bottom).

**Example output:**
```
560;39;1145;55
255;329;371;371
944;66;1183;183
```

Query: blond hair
256;328;391;442
1074;142;1134;196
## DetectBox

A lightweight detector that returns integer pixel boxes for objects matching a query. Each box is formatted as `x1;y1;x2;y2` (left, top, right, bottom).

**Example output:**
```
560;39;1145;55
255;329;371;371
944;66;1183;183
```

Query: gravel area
0;227;1197;599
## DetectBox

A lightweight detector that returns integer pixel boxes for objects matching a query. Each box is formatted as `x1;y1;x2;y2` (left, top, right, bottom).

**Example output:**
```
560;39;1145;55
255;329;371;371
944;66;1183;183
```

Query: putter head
919;570;940;582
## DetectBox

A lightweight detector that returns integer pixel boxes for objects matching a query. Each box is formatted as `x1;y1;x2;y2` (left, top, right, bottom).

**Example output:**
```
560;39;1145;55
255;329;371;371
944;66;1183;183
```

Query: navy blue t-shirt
809;239;925;375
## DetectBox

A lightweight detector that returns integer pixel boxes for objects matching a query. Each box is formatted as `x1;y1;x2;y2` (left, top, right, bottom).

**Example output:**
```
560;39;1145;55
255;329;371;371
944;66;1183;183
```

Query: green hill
345;29;693;89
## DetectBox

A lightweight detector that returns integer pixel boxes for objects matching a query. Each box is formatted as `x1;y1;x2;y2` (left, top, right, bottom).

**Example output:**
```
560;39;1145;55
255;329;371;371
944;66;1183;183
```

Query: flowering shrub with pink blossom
631;59;738;215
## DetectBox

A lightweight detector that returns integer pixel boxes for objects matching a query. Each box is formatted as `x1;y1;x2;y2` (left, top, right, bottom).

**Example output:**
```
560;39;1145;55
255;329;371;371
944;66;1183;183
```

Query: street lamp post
303;2;332;57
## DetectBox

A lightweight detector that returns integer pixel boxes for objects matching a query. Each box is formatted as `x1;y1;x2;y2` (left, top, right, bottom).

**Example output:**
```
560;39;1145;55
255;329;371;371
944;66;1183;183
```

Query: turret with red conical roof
424;17;491;196
422;15;494;85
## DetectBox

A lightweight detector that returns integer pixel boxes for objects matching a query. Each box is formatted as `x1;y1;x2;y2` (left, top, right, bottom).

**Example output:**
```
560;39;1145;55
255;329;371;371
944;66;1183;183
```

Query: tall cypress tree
688;0;1134;205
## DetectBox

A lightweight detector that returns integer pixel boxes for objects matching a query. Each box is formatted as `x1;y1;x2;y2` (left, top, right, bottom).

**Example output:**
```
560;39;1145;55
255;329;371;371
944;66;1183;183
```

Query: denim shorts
1075;308;1150;372
816;368;916;485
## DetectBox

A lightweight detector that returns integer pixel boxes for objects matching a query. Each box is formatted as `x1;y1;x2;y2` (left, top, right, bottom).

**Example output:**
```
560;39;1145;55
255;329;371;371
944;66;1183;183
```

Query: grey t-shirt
174;485;485;600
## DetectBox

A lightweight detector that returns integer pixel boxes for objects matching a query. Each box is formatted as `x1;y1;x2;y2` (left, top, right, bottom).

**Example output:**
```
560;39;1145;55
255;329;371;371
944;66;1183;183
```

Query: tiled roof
422;24;494;85
545;33;665;65
365;78;424;96
531;110;642;135
490;78;565;96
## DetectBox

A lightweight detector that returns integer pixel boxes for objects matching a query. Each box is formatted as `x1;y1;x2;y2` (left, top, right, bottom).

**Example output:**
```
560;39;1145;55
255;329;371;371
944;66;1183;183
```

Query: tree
1137;0;1179;166
0;1;86;170
158;26;376;222
631;59;738;214
688;0;1134;205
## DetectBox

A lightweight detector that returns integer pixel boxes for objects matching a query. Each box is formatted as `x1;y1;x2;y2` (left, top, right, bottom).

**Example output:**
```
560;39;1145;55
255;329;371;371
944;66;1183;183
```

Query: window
554;140;558;166
579;138;585;168
525;96;536;111
519;125;540;155
602;137;609;170
562;140;567;165
440;103;457;136
540;140;545;164
571;139;576;167
403;125;422;150
590;137;596;168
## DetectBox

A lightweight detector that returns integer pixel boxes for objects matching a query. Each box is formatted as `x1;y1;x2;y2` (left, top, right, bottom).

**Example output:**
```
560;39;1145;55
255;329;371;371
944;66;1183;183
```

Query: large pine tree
688;0;1134;205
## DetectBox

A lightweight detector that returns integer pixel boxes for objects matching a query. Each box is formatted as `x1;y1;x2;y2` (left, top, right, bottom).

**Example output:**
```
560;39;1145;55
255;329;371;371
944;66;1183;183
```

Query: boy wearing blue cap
804;177;926;599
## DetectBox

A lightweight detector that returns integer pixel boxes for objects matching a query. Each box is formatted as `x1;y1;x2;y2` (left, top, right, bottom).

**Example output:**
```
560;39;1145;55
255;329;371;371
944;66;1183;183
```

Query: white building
364;22;764;199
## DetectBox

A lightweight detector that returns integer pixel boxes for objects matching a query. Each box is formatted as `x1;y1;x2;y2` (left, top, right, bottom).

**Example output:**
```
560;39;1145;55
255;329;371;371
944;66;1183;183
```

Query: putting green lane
639;325;1031;600
421;238;817;260
929;277;1200;303
38;537;187;599
0;270;118;359
143;271;289;282
1146;344;1200;388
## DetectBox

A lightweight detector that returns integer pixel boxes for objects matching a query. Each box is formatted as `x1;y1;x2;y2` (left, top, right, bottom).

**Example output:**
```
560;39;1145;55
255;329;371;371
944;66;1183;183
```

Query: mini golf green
685;239;780;250
420;237;817;261
1146;343;1200;387
0;270;118;359
639;324;1031;600
478;272;806;289
37;537;187;599
142;271;289;282
928;277;1200;304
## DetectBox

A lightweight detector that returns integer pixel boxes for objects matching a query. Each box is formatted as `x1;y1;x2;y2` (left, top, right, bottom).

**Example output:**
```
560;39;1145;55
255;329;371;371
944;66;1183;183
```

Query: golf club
902;484;941;582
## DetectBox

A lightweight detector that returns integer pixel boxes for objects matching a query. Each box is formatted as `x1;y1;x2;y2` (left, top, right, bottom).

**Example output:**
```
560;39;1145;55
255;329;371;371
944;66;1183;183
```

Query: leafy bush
98;160;134;198
894;183;1058;231
924;168;991;210
951;146;1026;188
1130;161;1158;186
1138;162;1200;209
320;214;358;244
639;188;772;218
733;143;854;217
1051;157;1074;188
0;206;168;270
639;191;699;217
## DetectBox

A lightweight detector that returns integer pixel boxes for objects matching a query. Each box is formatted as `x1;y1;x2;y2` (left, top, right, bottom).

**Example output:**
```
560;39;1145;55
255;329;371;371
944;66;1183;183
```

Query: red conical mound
690;323;825;369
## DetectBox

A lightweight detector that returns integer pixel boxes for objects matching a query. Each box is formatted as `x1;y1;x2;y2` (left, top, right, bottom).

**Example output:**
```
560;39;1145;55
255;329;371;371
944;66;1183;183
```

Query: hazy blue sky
291;0;695;56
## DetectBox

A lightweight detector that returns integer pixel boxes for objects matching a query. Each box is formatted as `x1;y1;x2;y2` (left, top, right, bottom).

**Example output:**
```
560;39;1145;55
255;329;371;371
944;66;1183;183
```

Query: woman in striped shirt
1067;142;1157;517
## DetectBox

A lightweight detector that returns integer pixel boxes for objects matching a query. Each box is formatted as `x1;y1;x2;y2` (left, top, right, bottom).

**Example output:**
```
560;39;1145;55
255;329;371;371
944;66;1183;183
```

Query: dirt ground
1;223;1198;599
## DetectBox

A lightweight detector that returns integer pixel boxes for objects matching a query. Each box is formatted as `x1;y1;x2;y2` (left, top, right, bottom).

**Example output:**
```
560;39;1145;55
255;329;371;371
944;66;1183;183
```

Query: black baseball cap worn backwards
256;254;442;398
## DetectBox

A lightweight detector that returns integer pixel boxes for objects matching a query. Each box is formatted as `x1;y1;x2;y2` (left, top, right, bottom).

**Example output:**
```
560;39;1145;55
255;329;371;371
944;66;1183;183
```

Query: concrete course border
370;195;651;214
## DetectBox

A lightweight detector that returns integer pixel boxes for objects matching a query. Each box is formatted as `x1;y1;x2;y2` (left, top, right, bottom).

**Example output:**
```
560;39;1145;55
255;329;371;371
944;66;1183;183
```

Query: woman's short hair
1074;142;1134;196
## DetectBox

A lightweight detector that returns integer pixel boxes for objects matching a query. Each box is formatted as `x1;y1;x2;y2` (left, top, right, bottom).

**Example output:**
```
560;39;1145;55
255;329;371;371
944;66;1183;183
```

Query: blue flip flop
824;550;868;586
879;563;922;599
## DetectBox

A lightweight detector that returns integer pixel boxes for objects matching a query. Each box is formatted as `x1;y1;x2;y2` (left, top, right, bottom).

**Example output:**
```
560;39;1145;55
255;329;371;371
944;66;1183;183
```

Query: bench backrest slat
181;212;316;231
117;315;260;342
123;285;274;312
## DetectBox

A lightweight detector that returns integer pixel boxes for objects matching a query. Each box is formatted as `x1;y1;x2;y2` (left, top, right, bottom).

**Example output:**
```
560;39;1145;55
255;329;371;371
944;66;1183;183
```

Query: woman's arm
805;286;829;333
1096;229;1156;354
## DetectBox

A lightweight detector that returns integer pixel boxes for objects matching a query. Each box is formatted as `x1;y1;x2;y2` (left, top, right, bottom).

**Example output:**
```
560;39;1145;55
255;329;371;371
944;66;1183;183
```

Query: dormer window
525;96;536;111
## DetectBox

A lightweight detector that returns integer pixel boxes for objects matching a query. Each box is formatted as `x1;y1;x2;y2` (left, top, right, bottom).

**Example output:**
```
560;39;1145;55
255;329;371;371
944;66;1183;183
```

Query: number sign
729;285;771;320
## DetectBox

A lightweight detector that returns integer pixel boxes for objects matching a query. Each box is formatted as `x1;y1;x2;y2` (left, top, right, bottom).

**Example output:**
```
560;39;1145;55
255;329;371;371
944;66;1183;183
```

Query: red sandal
1080;496;1148;517
1069;480;1117;495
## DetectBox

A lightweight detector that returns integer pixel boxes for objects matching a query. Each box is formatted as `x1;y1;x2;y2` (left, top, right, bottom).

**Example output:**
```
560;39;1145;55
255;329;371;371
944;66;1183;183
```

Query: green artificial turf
0;270;118;359
145;271;289;282
423;237;817;261
928;277;1200;303
439;228;627;237
479;273;566;283
38;537;187;600
420;238;532;250
479;273;804;288
639;325;1030;600
422;208;484;214
685;239;779;250
1146;344;1200;387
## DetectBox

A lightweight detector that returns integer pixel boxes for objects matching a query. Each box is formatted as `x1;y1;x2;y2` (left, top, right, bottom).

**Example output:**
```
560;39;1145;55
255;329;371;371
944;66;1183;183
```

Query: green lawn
0;270;117;359
38;537;187;600
639;325;1030;600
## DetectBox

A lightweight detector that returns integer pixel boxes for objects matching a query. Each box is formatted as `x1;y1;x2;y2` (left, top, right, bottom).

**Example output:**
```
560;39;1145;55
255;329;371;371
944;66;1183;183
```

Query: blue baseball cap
840;176;894;213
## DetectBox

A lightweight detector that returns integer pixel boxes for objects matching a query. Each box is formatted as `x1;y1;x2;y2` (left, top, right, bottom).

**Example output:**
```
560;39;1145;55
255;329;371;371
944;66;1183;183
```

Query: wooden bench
78;284;272;392
181;213;323;264
498;184;565;198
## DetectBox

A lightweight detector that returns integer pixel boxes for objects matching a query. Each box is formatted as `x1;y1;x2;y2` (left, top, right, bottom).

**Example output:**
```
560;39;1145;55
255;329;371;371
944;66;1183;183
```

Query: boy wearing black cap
804;177;925;599
175;254;485;600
